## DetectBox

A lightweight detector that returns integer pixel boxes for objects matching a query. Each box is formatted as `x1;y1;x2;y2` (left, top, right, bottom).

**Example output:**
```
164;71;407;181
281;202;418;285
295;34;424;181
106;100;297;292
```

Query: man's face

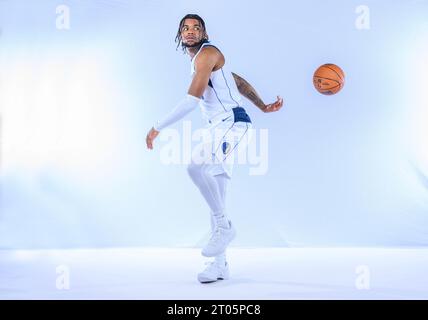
181;18;205;48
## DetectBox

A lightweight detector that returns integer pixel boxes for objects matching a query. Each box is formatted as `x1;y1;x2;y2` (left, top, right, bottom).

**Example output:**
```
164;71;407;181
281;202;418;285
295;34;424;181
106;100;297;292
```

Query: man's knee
187;163;202;179
188;162;213;180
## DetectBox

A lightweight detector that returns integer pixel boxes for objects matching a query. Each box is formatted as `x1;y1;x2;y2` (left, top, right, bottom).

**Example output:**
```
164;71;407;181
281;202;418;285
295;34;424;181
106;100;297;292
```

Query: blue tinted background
1;0;427;248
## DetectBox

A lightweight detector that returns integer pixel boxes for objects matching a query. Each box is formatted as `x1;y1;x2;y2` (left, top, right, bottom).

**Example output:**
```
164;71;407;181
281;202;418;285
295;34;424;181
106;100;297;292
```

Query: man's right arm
232;72;266;111
232;72;284;113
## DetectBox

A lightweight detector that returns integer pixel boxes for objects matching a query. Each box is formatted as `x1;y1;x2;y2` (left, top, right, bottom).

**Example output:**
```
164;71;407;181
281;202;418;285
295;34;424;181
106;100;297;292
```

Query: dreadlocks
175;14;208;53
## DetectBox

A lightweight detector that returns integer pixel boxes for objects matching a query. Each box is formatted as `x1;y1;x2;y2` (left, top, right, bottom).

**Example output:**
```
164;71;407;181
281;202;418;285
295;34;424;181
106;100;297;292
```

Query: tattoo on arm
232;72;265;111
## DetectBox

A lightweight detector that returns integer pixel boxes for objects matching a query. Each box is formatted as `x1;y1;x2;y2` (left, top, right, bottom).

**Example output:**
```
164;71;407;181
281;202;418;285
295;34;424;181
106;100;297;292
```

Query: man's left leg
197;172;231;283
187;162;236;257
211;172;229;265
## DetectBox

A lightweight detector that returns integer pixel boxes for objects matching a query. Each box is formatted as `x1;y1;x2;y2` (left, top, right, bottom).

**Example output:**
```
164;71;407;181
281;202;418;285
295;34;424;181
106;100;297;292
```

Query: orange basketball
313;64;345;95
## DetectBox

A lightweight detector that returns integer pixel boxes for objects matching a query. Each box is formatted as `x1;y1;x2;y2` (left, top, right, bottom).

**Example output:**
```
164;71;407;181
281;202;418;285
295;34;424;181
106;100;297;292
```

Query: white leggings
187;118;251;263
187;163;229;216
187;163;229;262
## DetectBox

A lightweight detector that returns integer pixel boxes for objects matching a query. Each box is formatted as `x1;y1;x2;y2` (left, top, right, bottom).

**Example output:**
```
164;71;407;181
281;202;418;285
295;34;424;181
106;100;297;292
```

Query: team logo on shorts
222;141;231;155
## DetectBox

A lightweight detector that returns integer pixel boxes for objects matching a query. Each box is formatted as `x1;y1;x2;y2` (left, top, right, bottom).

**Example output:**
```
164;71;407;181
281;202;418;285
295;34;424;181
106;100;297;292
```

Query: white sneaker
198;261;230;283
202;221;236;257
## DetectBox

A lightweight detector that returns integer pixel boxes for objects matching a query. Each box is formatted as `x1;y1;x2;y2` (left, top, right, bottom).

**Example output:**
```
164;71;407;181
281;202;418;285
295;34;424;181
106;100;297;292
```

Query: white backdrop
1;0;428;248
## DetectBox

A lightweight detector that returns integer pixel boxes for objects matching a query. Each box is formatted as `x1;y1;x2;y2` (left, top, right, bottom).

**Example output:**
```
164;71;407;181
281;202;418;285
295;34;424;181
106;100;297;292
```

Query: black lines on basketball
313;64;345;95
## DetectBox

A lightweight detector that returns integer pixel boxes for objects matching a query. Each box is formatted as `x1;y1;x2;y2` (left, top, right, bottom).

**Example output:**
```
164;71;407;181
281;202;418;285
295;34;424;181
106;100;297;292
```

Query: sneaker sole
198;276;228;283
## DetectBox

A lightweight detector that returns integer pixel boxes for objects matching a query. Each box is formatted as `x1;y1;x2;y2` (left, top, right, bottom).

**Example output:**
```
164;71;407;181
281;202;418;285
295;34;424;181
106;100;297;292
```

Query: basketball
313;64;345;95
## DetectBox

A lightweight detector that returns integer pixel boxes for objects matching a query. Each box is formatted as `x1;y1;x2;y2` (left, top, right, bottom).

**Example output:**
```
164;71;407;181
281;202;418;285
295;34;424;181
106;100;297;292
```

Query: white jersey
190;41;243;123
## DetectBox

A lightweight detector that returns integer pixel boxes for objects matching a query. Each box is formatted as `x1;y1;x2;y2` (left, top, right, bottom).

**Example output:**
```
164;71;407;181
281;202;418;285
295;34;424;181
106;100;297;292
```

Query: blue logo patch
222;141;231;155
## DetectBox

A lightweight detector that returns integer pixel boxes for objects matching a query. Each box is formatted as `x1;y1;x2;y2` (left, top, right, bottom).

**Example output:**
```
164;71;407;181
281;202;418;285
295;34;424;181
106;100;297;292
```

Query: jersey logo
222;141;231;155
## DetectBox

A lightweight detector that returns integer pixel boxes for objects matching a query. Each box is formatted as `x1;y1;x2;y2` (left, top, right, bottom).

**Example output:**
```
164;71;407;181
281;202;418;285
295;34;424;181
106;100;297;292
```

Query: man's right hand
263;96;284;113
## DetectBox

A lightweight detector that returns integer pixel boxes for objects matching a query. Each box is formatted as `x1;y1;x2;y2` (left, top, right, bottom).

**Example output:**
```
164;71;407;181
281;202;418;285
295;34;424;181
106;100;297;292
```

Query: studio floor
1;247;427;300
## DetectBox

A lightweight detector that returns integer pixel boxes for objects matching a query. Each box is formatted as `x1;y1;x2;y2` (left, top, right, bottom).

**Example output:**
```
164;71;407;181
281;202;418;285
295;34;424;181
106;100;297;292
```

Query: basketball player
146;14;283;283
